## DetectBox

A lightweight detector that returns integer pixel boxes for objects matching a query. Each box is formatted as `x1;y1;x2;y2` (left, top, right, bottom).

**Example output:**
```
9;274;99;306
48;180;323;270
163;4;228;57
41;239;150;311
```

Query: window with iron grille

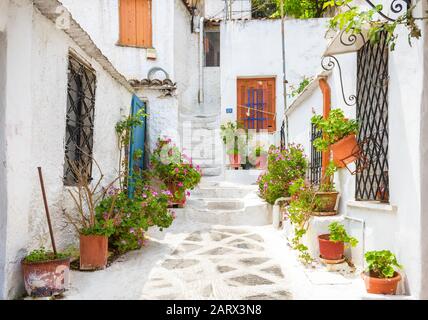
310;123;322;185
63;54;97;186
355;32;389;202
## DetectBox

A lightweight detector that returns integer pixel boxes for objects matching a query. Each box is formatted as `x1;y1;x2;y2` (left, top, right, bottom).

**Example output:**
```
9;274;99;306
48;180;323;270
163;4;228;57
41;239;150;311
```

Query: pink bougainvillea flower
178;182;184;187
142;193;147;198
186;191;191;197
175;167;180;173
152;191;158;196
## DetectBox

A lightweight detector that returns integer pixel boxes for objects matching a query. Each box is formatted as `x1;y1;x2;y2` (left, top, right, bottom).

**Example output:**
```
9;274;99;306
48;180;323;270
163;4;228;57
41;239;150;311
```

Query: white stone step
190;184;257;199
200;167;222;176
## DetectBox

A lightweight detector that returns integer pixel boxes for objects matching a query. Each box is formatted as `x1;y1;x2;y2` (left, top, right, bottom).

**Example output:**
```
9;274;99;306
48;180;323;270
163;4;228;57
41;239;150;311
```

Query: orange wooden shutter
119;0;152;48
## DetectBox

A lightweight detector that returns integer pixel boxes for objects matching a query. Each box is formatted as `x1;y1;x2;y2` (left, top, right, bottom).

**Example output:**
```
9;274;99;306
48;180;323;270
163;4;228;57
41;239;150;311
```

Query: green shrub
365;250;402;279
328;222;358;247
24;248;69;263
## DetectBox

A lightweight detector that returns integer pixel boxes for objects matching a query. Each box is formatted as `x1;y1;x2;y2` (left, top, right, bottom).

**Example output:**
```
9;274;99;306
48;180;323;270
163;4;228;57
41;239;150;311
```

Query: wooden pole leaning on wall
37;167;57;255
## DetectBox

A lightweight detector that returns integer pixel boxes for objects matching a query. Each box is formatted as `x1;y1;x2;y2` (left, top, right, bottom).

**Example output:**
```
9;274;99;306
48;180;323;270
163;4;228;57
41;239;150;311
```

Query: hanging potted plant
311;109;359;168
318;222;358;262
313;161;339;214
22;248;70;297
362;250;402;295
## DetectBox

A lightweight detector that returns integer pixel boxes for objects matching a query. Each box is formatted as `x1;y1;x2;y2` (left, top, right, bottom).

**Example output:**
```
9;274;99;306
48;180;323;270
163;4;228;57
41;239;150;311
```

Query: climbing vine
325;0;425;50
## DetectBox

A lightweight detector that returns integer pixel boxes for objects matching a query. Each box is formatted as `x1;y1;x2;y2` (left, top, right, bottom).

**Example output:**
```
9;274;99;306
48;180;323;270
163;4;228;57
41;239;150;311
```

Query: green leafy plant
272;0;339;19
311;109;359;151
290;76;312;97
257;144;308;205
328;222;358;247
115;108;147;190
365;250;402;279
319;160;337;192
24;248;69;263
324;0;424;51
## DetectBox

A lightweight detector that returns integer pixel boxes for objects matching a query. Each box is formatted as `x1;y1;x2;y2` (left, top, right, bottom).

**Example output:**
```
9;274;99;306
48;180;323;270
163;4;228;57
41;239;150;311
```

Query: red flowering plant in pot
363;250;403;295
151;138;202;207
312;109;359;168
318;222;358;262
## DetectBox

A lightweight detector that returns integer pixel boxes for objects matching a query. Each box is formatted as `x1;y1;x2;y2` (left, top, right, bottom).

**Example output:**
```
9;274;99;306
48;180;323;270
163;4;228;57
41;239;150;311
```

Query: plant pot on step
167;183;187;206
22;257;70;297
362;272;401;295
318;234;344;261
80;234;108;270
229;154;242;169
256;155;268;169
331;134;360;168
314;191;339;213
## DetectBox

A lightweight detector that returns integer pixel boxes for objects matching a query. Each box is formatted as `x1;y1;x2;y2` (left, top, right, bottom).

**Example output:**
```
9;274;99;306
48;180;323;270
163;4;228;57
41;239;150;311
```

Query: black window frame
63;53;97;186
204;30;220;67
355;32;389;202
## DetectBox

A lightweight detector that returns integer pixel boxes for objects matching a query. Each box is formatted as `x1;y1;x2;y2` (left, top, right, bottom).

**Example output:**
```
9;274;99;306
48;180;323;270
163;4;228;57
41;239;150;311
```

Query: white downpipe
199;16;204;104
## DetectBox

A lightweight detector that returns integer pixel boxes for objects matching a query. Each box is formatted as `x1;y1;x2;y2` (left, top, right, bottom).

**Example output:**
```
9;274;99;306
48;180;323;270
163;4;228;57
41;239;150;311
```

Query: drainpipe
199;16;204;104
344;215;366;268
280;0;288;144
319;77;331;179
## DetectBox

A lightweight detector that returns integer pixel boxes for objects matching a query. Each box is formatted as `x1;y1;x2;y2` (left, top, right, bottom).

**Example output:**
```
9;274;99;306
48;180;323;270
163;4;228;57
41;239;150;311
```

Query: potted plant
313;161;339;214
362;250;402;295
311;109;359;167
65;161;118;270
318;222;358;261
227;146;242;169
151;138;202;206
22;248;70;297
220;121;247;169
253;146;268;169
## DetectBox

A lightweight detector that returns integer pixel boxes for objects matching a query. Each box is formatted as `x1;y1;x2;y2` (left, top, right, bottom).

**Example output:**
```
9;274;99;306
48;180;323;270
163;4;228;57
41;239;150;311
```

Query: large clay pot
362;272;401;295
22;257;70;297
80;234;108;270
256;155;268;169
229;154;242;169
314;191;339;213
331;134;360;168
318;234;344;260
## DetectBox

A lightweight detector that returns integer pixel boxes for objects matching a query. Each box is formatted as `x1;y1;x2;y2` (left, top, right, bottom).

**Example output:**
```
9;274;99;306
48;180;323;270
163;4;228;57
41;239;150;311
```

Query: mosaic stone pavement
140;227;292;300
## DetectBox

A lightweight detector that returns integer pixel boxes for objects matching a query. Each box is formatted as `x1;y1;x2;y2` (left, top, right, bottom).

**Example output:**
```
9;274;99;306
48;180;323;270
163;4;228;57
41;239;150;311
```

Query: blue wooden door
128;94;146;198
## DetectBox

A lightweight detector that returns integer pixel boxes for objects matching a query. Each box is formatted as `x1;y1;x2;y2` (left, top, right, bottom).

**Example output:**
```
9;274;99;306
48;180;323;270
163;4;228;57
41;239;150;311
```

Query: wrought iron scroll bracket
321;55;357;107
364;0;411;22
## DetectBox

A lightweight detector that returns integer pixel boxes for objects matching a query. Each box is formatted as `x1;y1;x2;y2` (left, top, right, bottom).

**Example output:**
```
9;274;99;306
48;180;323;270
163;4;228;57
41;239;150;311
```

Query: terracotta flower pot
80;234;108;270
318;234;344;260
256;155;268;169
331;134;360;168
167;183;187;206
229;154;242;169
314;191;339;213
22;257;70;297
362;272;401;295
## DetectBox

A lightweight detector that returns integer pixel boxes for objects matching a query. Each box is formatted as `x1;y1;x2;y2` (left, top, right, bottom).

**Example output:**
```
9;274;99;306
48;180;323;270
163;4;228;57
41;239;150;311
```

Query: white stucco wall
220;18;328;138
286;0;427;298
0;0;133;299
61;0;175;81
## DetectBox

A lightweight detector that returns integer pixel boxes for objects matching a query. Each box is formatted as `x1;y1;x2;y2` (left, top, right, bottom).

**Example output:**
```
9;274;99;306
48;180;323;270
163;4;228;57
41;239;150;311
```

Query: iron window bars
310;123;323;185
63;54;97;186
355;31;389;202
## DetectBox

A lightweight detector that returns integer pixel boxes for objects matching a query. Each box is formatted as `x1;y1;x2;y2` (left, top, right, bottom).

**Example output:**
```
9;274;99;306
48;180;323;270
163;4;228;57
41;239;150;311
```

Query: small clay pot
318;234;344;261
362;272;401;295
256;155;268;169
22;257;70;297
314;191;339;212
167;183;187;206
229;154;242;169
80;234;108;270
331;134;360;168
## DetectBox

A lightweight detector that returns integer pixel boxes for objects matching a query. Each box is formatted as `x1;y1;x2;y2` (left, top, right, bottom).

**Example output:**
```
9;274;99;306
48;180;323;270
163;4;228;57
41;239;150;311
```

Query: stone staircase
181;180;271;226
180;112;222;177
